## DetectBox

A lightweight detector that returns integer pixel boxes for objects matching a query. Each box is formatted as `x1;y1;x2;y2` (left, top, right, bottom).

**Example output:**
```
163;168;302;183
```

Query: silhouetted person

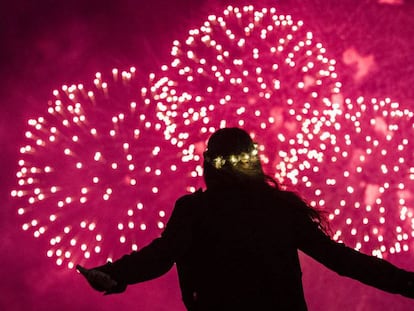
78;127;414;310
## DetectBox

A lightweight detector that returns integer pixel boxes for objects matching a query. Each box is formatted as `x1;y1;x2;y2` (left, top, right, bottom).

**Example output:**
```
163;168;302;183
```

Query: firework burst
11;68;196;269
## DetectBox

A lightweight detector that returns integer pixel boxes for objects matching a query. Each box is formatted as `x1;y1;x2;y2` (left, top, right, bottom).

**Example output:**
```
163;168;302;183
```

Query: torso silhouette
96;184;414;310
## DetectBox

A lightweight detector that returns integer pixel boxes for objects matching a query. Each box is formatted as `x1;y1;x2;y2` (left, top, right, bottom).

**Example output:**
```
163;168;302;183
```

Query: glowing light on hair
204;143;259;169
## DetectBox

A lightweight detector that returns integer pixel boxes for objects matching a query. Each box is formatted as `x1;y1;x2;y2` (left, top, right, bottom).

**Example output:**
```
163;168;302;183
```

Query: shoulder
260;186;304;205
174;188;204;208
168;189;205;223
279;190;306;205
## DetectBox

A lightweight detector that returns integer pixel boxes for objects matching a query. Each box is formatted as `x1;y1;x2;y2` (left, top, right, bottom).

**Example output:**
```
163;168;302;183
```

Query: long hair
203;127;329;234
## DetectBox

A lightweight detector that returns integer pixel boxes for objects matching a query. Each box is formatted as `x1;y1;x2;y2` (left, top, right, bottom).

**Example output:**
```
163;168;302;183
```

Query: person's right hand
76;264;118;293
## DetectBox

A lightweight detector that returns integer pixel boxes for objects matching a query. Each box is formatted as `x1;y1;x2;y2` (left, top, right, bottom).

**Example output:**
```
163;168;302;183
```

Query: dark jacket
99;185;414;310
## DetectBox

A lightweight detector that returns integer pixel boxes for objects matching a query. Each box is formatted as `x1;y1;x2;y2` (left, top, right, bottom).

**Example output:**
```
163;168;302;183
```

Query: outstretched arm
78;237;176;294
77;191;200;294
296;215;414;298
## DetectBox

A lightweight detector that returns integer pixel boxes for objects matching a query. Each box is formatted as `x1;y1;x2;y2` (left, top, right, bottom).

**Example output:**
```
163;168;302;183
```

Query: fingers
88;270;118;289
76;264;89;276
76;264;117;292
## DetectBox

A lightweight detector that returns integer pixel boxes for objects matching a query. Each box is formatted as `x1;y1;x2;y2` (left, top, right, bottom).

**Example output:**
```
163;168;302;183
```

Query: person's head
203;127;266;188
203;128;328;231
